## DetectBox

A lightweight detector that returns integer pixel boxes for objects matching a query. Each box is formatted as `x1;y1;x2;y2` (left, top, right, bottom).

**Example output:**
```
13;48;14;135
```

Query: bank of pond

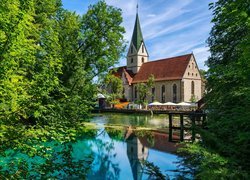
0;113;194;179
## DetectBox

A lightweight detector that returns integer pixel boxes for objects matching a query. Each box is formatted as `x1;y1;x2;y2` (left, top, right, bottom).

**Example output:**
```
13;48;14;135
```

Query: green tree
205;0;250;170
104;73;123;108
56;0;126;119
136;74;155;108
0;0;126;178
0;0;125;123
180;0;250;178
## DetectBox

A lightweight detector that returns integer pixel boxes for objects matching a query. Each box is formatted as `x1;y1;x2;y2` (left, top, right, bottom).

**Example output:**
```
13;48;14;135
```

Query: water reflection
1;115;186;179
125;127;149;180
92;113;169;128
89;125;182;180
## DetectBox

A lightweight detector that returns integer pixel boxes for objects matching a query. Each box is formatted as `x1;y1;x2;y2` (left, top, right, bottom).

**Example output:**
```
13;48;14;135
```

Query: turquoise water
0;114;188;179
80;126;181;179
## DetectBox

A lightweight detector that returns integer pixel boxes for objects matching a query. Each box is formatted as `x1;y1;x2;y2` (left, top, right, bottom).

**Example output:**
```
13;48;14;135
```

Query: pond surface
86;113;185;179
1;113;189;179
91;113;169;128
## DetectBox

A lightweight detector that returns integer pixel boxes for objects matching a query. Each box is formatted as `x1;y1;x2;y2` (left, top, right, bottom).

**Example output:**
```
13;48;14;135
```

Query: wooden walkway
92;108;206;142
168;112;206;142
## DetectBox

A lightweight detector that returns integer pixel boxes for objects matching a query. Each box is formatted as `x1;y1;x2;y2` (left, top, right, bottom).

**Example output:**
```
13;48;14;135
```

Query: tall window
131;58;133;63
151;87;155;102
131;46;133;54
191;81;195;95
161;85;165;103
142;45;144;53
134;86;137;99
173;84;177;103
142;57;144;63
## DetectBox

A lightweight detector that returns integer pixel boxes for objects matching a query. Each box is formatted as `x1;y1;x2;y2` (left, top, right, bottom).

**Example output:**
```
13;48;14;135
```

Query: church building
113;11;202;103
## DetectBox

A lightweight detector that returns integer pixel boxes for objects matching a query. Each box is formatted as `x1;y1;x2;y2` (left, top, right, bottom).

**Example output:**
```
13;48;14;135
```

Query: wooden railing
168;112;206;142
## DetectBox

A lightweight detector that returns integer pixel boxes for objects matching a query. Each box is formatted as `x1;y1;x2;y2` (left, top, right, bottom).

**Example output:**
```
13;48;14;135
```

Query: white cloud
147;14;156;18
141;0;194;29
193;47;210;70
62;0;214;70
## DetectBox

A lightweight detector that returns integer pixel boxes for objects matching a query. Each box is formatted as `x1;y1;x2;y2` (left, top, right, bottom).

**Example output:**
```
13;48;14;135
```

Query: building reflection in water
125;126;148;180
125;126;180;180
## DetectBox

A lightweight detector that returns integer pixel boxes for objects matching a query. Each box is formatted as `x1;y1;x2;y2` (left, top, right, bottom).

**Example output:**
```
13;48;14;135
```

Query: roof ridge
132;53;193;83
145;53;192;64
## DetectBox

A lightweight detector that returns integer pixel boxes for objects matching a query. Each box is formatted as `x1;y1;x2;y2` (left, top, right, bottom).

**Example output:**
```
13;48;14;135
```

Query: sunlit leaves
191;0;250;178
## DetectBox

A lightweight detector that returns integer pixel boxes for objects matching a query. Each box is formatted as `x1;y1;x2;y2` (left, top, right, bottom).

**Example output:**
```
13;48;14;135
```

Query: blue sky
62;0;216;70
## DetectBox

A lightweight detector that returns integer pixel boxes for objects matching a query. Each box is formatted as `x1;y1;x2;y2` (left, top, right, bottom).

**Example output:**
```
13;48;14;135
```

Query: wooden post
169;114;173;142
180;114;184;141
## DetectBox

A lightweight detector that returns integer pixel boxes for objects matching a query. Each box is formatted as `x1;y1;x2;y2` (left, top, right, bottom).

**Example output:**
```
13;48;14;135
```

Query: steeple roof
131;13;144;51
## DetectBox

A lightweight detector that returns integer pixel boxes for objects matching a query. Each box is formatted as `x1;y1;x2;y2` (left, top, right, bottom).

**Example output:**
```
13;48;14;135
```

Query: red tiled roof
139;131;181;153
124;128;181;153
111;66;135;85
132;54;192;83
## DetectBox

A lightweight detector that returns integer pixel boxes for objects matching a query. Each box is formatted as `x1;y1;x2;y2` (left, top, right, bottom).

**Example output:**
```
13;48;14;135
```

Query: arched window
151;87;155;102
173;84;177;103
142;45;144;53
192;63;194;69
161;85;165;103
131;58;133;63
142;57;144;63
131;46;133;54
134;86;137;99
191;81;195;95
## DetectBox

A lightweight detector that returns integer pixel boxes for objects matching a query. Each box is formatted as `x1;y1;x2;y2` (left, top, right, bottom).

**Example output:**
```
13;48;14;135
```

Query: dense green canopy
180;0;250;178
0;0;125;178
0;0;125;124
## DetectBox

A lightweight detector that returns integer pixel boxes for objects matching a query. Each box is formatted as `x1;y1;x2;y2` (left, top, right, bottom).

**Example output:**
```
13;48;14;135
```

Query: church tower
127;7;149;74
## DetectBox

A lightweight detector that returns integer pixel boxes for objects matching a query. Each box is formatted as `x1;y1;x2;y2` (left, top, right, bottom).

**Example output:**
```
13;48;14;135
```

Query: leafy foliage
104;73;124;107
0;0;125;124
0;0;125;178
141;160;169;180
205;0;250;171
180;0;250;178
136;74;155;107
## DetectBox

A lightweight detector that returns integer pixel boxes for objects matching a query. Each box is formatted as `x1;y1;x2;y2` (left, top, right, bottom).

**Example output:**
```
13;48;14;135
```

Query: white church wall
144;80;181;103
182;79;202;102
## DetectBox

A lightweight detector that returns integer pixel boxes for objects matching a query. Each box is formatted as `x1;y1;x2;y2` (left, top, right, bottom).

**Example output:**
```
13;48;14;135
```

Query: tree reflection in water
87;128;121;179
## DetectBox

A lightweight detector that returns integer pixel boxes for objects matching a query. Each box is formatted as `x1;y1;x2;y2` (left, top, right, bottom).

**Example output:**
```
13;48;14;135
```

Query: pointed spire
131;5;144;51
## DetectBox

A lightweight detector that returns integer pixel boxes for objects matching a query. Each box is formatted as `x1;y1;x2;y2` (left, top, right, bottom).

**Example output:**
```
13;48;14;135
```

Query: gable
111;66;134;85
182;55;202;80
132;54;192;83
